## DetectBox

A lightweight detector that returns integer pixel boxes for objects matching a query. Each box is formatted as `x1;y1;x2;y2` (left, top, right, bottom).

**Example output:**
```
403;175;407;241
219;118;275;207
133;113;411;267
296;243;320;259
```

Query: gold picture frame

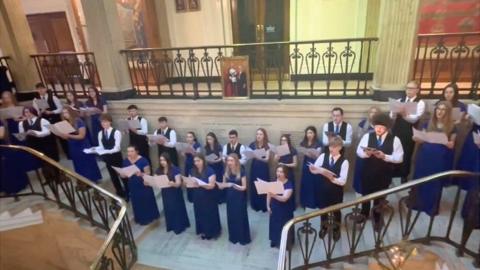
220;56;250;99
187;0;201;11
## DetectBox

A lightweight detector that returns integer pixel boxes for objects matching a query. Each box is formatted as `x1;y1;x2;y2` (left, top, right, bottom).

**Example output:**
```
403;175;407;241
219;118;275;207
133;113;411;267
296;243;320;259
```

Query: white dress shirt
18;117;51;137
356;132;404;164
313;153;349;186
322;122;353;147
153;128;177;148
33;95;63;114
389;96;425;124
129;115;148;135
222;143;247;165
95;127;122;154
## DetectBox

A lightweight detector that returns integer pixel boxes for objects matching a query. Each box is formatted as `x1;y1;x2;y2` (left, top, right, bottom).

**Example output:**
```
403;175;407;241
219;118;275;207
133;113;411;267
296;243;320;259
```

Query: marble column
0;0;40;93
371;0;421;100
80;0;133;97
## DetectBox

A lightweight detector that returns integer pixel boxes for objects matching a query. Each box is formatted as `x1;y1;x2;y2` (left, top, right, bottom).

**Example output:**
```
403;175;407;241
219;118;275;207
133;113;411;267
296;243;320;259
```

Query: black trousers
101;152;128;199
361;197;386;223
321;211;342;230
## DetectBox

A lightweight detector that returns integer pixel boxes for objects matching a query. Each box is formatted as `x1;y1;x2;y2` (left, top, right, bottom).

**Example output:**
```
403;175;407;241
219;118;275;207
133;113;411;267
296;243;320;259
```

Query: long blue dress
156;166;190;234
269;180;294;248
353;118;374;194
0;120;30;194
84;96;107;146
300;140;322;208
455;123;480;227
205;144;225;204
68;119;102;183
184;142;201;203
5;117;40;171
192;167;222;239
249;142;270;212
225;168;251;245
410;126;456;216
124;157;160;225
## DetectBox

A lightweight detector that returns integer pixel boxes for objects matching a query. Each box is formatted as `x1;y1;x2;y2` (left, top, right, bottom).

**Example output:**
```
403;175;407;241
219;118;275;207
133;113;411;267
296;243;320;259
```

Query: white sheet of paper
215;182;231;189
0;106;24;119
472;131;480;145
143;174;170;188
83;148;96;154
205;153;219;163
318;167;338;178
451;108;463;122
243;148;267;159
147;134;167;144
116;119;130;131
272;144;291;157
298;146;321;158
468;104;480;125
388;98;418;115
254;179;285;195
35;99;49;111
182;176;196;188
176;142;195;154
12;133;27;141
127;119;141;129
112;165;140;178
80;107;102;116
412;128;449;145
50;120;76;136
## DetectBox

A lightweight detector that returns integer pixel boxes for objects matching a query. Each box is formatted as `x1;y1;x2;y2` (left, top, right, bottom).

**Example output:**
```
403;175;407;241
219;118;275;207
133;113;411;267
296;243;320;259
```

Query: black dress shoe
319;227;327;239
333;229;341;241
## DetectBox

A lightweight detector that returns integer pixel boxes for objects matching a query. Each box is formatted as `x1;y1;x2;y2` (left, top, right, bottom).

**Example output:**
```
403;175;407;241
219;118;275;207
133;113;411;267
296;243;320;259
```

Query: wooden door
27;12;76;53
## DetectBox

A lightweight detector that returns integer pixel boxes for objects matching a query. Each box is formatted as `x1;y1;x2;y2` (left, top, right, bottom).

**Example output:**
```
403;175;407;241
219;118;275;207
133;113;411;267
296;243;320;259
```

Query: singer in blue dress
221;154;251;245
353;107;379;194
84;87;107;146
276;134;298;209
409;102;457;216
60;108;102;183
249;128;271;212
122;146;160;225
156;153;190;234
204;132;225;204
184;131;201;203
190;153;221;240
299;126;322;208
268;165;294;248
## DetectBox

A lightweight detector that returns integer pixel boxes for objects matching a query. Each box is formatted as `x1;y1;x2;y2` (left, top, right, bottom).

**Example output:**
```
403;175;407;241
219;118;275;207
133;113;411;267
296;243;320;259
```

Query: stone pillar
80;0;133;97
0;0;40;93
371;0;421;100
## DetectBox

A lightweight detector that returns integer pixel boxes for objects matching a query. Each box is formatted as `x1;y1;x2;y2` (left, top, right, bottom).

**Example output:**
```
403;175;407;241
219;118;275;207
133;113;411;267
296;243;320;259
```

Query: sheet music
143;174;170;188
467;104;480;125
182;176;208;187
215;182;231;189
12;133;27;141
297;146;321;158
388;98;418;115
205;153;219;163
451;107;463;122
243;148;267;159
254;178;285;195
147;134;167;144
0;106;24;119
83;148;96;154
412;128;449;145
49;120;76;136
307;162;338;178
176;142;195;154
112;165;140;178
473;131;480;145
80;107;102;116
271;144;290;157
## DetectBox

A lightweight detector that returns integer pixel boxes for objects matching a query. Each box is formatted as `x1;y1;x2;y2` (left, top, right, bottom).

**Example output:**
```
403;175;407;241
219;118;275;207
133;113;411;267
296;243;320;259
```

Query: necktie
335;124;339;134
329;156;335;168
377;136;382;147
406;98;410;103
104;130;108;138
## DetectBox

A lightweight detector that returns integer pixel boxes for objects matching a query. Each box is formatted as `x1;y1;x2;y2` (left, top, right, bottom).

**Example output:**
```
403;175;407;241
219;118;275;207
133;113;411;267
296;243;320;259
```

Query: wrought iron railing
0;56;15;92
413;32;480;99
121;38;378;99
0;145;136;270
277;170;479;270
31;52;102;98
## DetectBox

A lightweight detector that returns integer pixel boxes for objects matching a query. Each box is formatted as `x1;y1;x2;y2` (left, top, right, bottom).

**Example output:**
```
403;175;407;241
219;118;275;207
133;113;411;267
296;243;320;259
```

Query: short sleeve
240;167;246;178
285;181;293;190
76;119;85;129
122;159;129;167
172;166;181;177
249;142;255;149
206;166;215;178
290;147;298;156
139;157;150;170
99;96;107;106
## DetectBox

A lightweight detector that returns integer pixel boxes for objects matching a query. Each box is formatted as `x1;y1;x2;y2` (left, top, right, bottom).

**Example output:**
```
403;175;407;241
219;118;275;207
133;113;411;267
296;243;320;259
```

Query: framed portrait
221;56;250;99
175;0;187;12
187;0;201;11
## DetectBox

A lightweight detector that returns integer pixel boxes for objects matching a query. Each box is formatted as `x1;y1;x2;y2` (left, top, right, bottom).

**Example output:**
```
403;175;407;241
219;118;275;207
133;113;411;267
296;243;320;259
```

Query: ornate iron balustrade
0;145;136;270
413;32;480;99
121;38;378;99
277;170;480;270
0;56;15;92
31;52;102;98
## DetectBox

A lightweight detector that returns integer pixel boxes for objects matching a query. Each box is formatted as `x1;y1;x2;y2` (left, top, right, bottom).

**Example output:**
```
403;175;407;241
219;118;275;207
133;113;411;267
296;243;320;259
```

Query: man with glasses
390;81;425;183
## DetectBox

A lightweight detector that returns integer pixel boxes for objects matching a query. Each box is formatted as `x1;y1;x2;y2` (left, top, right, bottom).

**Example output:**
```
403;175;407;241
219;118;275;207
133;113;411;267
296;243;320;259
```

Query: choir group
0;81;479;249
